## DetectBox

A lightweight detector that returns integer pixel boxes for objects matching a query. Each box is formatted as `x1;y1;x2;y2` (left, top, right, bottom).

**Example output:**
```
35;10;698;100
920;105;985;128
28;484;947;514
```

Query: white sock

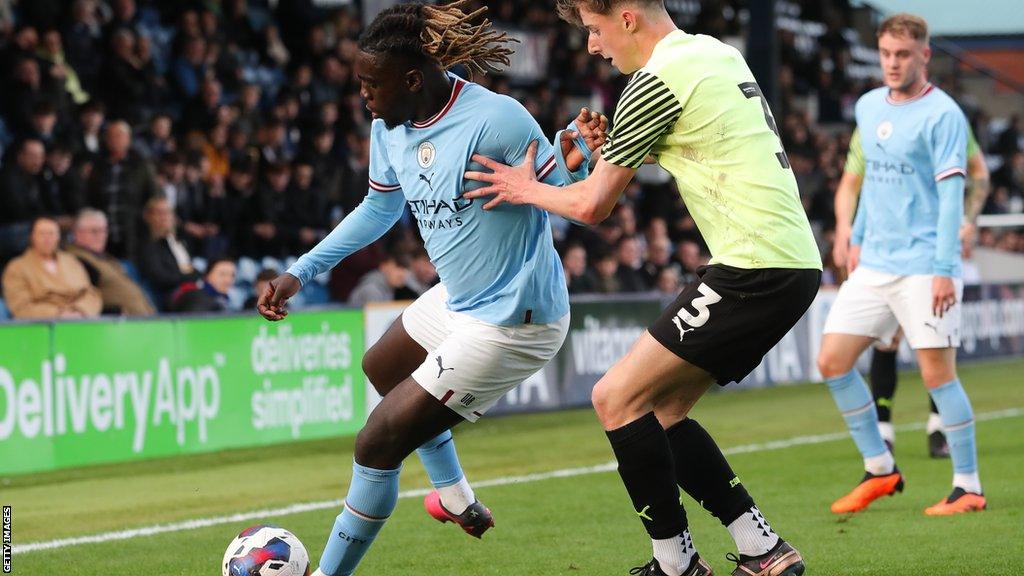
864;450;895;475
953;472;982;494
652;530;696;576
926;413;944;435
727;505;780;557
437;476;475;515
311;569;327;576
877;422;895;445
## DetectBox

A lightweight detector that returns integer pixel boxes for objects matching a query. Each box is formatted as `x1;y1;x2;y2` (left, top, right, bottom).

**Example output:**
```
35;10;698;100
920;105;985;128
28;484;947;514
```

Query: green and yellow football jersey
602;30;821;271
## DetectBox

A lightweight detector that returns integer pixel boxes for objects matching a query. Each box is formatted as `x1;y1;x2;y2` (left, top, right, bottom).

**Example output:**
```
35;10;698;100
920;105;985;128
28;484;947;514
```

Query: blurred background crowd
0;0;1021;321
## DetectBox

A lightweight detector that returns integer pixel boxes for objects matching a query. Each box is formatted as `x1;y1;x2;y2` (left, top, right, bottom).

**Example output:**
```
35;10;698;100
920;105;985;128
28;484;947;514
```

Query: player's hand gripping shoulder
462;107;606;210
466;139;542;210
257;273;302;321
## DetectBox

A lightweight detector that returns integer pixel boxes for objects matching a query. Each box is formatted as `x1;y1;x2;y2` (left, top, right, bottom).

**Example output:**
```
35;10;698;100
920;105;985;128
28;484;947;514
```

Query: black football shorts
648;264;821;385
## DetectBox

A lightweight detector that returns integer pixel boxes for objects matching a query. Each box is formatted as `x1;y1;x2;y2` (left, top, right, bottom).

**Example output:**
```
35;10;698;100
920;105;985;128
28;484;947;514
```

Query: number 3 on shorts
675;283;722;328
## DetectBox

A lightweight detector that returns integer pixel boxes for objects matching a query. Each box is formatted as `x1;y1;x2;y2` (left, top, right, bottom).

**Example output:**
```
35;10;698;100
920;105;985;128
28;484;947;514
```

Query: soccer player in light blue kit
818;13;985;516
256;3;605;574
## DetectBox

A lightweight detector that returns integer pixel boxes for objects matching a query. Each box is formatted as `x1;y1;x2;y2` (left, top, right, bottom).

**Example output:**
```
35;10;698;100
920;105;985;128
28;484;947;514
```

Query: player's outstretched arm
464;141;635;225
257;188;405;321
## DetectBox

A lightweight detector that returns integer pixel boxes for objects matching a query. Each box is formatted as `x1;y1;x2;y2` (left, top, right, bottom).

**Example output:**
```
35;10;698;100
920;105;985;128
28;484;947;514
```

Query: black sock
870;348;898;422
665;418;754;526
928;396;939;416
606;412;688;539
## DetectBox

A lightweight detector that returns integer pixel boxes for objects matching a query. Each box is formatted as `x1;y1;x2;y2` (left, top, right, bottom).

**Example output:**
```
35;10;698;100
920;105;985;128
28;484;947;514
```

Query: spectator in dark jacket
40;143;86;225
242;162;291;257
283;158;328;254
64;0;104;92
86;121;158;260
181;78;223;136
138;196;199;310
562;243;588;295
614;235;649;292
4;57;57;135
0;139;53;262
71;100;105;162
99;29;155;126
574;249;622;294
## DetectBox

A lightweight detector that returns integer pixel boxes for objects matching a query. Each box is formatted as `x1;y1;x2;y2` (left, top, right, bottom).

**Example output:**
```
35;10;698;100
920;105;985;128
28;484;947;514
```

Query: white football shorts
823;266;962;349
402;283;569;422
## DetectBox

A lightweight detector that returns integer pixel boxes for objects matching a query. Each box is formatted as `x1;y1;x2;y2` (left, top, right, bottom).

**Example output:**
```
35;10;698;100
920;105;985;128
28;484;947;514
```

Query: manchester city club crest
876;121;894;141
417;141;436;169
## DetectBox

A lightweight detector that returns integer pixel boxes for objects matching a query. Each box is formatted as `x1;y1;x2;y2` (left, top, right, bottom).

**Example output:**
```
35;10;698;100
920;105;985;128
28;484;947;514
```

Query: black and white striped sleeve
601;71;683;169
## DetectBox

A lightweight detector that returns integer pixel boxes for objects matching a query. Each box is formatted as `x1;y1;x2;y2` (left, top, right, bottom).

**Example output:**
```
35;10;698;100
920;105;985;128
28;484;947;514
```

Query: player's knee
354;415;403;468
591;379;614;423
816;349;850;379
591;378;642;429
920;366;956;389
362;347;393;396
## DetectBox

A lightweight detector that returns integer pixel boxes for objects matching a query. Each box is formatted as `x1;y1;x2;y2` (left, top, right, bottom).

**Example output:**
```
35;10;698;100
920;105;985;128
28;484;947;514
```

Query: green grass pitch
7;359;1023;575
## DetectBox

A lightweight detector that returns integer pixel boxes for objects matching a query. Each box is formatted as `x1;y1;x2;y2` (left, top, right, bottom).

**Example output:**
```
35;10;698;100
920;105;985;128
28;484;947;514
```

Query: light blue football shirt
288;73;569;326
849;83;968;277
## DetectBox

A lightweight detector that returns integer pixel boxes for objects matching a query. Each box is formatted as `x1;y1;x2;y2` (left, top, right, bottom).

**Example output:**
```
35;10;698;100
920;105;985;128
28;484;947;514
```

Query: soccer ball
222;524;311;576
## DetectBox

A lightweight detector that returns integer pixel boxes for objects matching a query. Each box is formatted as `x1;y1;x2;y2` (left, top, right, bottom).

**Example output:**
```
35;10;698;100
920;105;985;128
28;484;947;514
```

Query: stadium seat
121;260;142;284
0;298;8;320
302;281;331;306
120;260;161;310
227;286;248;311
261;256;284;274
236;257;259;284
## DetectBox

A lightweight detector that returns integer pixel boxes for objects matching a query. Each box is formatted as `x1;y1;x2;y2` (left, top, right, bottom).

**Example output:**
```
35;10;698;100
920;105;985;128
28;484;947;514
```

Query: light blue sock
318;462;401;576
416;429;464;488
826;370;888;459
929;379;977;475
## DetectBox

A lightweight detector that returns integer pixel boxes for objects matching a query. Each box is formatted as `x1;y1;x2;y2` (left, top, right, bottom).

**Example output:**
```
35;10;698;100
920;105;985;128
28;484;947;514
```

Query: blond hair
555;0;665;27
878;13;929;44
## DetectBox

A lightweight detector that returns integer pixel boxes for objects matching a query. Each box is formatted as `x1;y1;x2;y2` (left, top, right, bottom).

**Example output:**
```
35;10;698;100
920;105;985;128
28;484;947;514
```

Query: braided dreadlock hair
358;0;516;78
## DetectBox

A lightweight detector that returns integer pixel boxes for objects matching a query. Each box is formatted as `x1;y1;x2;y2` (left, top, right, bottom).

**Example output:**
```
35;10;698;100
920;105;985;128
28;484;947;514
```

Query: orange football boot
831;468;905;513
925;487;986;516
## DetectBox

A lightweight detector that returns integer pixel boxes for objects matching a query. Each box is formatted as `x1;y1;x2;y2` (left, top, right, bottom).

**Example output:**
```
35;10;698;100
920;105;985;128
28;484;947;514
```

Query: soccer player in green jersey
834;126;990;459
464;2;819;575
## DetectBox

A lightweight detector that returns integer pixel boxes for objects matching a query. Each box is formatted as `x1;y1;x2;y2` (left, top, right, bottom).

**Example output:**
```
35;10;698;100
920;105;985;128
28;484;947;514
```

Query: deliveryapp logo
0;354;222;451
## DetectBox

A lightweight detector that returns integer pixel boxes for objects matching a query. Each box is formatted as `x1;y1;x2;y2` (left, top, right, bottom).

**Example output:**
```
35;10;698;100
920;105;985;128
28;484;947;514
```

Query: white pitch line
13;407;1022;555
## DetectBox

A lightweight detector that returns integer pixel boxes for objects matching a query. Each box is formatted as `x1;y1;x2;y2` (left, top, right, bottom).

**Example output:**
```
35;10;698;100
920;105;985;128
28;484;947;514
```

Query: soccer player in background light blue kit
256;3;606;574
818;13;986;516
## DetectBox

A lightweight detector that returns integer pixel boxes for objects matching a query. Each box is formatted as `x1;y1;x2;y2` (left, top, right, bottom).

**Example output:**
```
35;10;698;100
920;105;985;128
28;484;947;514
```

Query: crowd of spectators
0;0;1021;321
